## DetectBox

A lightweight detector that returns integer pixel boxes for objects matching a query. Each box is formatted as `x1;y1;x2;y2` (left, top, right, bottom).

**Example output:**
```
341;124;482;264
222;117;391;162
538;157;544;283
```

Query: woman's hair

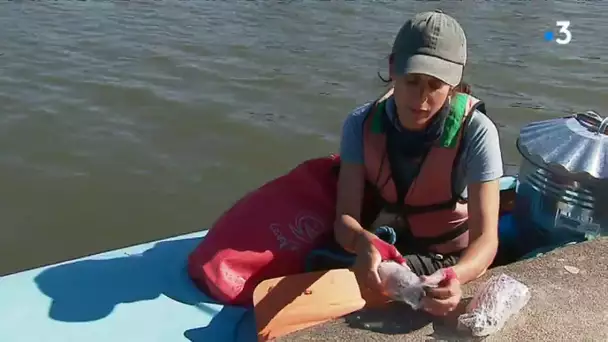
378;53;472;94
454;82;471;94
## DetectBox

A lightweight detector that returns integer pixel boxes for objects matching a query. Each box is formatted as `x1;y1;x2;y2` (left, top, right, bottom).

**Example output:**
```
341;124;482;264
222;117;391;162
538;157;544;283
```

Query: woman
334;10;503;316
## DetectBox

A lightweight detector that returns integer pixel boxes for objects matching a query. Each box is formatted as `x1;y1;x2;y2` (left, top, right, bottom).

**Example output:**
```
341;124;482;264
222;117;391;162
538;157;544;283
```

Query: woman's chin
402;117;432;131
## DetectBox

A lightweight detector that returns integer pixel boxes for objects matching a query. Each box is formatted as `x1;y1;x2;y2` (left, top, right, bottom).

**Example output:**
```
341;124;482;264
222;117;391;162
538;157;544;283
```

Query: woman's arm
451;110;503;284
333;103;378;253
333;162;370;253
451;179;500;283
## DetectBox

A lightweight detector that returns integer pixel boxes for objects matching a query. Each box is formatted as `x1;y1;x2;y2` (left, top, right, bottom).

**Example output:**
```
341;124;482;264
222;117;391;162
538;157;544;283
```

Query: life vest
363;88;485;255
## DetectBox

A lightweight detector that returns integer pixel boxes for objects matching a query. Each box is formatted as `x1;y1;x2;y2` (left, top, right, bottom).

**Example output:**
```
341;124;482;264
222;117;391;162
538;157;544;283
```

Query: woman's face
392;72;452;131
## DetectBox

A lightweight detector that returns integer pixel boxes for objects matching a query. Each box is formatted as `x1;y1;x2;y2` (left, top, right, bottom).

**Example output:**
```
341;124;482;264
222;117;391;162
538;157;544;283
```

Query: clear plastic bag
377;261;425;309
458;273;531;336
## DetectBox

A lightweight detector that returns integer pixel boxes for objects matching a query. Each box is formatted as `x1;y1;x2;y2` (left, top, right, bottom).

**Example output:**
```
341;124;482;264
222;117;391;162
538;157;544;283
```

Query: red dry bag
187;155;341;306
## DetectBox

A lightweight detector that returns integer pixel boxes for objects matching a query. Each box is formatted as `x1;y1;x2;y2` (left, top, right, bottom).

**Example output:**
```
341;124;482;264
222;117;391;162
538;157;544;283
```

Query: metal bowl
516;111;608;181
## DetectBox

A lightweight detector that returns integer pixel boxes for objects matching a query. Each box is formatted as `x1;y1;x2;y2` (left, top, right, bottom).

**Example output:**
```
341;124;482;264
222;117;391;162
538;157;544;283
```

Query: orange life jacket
362;88;485;255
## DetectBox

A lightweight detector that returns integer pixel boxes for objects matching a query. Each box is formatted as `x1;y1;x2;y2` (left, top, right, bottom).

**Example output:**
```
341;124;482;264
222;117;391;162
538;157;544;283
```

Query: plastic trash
457;274;531;337
377;261;425;309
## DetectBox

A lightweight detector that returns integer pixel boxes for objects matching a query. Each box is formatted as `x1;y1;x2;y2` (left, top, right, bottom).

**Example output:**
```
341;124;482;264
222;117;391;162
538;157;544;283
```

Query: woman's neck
399;118;429;132
395;102;450;133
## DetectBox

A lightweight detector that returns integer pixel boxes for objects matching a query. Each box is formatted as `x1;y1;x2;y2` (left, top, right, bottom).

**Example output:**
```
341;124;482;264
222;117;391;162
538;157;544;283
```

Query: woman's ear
453;82;471;95
449;87;456;96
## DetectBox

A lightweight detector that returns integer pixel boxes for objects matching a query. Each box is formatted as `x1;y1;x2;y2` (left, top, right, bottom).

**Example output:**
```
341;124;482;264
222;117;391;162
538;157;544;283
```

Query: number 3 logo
555;20;572;45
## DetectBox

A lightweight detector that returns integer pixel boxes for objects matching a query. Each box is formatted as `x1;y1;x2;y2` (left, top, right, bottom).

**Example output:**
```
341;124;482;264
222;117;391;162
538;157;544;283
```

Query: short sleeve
339;103;372;164
461;110;504;184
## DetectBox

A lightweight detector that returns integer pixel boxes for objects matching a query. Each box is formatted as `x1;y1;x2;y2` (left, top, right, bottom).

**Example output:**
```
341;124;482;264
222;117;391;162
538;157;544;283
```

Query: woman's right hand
352;233;383;292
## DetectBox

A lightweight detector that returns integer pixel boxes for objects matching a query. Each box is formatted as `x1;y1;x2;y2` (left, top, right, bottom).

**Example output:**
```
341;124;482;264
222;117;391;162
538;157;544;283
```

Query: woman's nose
416;84;430;101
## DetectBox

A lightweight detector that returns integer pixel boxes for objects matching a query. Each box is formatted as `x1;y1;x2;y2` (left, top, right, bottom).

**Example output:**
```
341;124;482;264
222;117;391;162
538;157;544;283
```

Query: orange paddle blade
253;269;366;341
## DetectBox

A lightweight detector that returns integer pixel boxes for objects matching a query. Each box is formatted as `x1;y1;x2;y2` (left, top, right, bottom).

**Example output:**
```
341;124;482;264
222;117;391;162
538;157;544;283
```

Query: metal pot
513;111;608;245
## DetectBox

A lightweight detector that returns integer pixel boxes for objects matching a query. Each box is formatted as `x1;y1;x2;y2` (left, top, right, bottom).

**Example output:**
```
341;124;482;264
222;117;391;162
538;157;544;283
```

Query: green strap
368;92;471;148
440;93;469;148
370;100;386;134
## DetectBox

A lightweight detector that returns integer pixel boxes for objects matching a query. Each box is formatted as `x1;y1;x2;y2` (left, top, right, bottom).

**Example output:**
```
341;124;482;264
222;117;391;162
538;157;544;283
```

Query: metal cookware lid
516;111;608;180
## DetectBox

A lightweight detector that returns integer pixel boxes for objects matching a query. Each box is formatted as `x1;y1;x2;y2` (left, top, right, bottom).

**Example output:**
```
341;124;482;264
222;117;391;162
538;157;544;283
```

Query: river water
1;0;607;275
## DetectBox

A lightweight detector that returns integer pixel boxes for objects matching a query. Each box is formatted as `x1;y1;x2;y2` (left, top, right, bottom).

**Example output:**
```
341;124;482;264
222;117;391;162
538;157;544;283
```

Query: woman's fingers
353;244;383;292
426;283;455;300
368;271;382;291
421;272;445;286
421;295;460;316
368;250;383;290
421;297;449;316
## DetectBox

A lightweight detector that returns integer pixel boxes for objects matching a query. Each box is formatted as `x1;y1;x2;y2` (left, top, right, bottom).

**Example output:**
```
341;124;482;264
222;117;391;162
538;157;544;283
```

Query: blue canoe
0;176;541;342
0;230;259;342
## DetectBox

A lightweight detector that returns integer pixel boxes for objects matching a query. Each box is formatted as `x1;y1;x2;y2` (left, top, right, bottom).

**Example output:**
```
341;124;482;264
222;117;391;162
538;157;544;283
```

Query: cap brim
396;54;463;87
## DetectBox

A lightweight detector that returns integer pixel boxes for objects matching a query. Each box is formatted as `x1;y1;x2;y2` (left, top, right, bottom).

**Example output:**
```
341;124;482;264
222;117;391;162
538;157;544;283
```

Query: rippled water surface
1;0;607;275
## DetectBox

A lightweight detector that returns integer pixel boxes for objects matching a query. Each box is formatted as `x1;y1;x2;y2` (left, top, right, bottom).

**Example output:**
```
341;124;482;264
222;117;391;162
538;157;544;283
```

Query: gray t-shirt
339;96;504;196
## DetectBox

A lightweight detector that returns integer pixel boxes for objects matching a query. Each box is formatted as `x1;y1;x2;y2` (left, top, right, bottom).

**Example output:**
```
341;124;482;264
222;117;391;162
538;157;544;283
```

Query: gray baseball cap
391;10;467;87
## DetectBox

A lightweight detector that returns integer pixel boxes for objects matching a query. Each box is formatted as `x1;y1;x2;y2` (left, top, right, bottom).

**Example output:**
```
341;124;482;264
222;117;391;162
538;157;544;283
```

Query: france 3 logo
544;21;572;45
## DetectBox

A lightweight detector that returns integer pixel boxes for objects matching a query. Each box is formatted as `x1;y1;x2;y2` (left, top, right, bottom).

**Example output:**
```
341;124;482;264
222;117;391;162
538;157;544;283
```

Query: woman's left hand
420;268;462;316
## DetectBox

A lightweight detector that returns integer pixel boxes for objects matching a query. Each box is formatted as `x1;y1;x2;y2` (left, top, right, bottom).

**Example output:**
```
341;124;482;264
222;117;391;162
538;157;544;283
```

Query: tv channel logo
544;21;572;45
